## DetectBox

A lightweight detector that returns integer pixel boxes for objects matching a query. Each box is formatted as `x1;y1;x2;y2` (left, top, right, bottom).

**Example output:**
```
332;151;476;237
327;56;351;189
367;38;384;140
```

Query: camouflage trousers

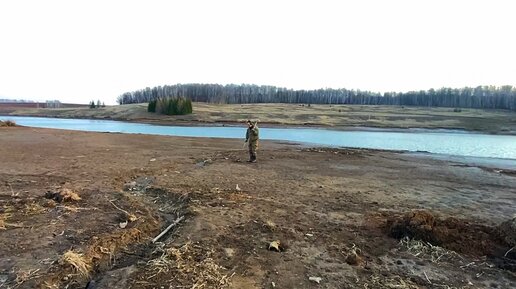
248;141;258;162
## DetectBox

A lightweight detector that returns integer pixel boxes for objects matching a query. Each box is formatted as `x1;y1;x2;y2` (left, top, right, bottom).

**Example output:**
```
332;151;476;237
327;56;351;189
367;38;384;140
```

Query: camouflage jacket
246;126;259;143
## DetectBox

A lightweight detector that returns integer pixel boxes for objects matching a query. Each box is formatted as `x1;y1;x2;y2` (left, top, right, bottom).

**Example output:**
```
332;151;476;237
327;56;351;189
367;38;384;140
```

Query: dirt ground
1;126;515;289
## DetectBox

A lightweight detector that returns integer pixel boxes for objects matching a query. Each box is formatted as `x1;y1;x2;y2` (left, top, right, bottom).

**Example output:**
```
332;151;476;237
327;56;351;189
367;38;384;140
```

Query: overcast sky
1;0;515;104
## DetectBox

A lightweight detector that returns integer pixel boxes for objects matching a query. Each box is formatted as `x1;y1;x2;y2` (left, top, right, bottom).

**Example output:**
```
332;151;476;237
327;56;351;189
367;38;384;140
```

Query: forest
117;84;516;111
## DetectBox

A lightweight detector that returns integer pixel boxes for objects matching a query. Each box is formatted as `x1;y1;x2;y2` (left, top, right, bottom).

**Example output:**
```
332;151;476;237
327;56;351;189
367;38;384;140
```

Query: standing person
245;120;259;163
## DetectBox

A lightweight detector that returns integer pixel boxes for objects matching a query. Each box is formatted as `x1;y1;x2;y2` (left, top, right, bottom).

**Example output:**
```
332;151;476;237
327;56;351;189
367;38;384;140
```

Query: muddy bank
0;127;515;288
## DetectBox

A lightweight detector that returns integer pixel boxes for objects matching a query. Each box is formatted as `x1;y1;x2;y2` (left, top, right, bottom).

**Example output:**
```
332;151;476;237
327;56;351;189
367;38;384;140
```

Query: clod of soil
345;251;363;266
387;210;506;257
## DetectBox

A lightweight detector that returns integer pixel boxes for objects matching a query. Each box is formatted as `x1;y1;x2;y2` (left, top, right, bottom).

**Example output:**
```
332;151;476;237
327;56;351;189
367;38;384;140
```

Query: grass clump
59;250;91;277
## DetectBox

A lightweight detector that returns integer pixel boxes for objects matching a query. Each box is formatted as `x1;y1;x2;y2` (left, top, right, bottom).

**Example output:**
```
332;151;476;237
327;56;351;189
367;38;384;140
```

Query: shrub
453;108;462;112
148;100;157;112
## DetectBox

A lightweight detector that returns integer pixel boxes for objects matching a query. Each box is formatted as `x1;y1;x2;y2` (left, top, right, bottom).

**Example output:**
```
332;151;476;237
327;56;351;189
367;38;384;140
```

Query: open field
0;126;515;288
2;102;516;134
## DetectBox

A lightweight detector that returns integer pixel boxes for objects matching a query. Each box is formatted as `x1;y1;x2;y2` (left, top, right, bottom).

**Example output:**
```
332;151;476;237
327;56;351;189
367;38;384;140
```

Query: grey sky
1;0;515;104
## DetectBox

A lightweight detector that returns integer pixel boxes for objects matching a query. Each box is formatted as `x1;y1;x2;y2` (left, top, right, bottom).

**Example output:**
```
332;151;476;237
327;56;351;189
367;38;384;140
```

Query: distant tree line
0;99;36;103
117;84;516;111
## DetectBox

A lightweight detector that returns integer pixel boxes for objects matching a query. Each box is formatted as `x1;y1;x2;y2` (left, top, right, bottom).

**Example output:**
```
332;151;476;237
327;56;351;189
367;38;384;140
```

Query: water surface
2;116;516;160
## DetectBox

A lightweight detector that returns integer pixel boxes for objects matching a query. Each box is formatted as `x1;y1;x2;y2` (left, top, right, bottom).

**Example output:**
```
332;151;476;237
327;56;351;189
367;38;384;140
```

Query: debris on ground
268;240;283;252
344;244;363;266
14;268;41;287
152;215;185;243
196;159;213;167
398;236;461;263
264;220;276;231
123;181;137;191
109;200;138;222
59;250;91;277
44;188;81;203
308;276;322;284
0;214;6;230
345;250;363;266
144;242;232;288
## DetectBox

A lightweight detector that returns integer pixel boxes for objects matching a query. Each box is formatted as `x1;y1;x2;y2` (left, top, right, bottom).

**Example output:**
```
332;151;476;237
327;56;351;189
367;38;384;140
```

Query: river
2;116;516;160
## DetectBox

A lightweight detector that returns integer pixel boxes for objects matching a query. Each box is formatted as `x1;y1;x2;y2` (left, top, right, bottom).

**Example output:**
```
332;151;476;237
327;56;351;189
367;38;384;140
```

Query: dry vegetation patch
59;250;91;277
44;188;81;203
144;242;232;289
388;210;504;256
0;120;16;127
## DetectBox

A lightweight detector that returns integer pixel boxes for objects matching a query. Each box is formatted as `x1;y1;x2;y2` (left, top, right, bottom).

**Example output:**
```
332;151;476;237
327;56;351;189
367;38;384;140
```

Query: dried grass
361;275;419;289
43;282;60;289
56;205;98;213
399;237;462;263
0;213;13;230
14;268;42;286
0;120;16;127
24;202;46;214
147;243;232;288
264;220;276;231
59;250;91;277
45;188;81;203
60;188;82;202
109;199;138;222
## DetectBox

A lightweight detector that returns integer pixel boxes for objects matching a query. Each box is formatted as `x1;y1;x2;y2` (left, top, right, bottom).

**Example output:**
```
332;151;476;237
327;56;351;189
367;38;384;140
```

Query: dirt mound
388;210;505;257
